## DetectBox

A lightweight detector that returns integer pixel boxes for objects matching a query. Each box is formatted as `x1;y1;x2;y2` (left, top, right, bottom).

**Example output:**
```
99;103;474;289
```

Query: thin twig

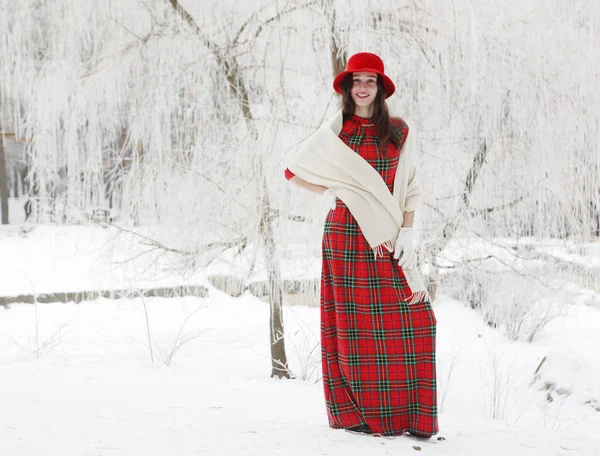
141;296;154;363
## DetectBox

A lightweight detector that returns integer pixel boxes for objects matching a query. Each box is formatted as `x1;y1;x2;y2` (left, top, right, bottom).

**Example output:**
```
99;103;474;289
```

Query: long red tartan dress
318;114;438;437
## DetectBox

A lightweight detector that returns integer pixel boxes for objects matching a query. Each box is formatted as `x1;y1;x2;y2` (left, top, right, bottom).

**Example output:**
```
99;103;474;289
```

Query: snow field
1;226;599;455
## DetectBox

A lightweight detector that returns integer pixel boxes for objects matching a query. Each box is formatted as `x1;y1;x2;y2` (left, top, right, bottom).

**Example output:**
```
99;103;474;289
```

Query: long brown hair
341;74;400;155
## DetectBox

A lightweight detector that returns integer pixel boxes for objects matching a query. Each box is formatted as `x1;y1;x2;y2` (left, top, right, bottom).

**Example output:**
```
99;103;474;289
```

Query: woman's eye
353;78;376;85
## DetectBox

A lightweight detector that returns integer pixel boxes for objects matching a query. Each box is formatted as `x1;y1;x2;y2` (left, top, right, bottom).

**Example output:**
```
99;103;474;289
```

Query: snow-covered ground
1;226;600;455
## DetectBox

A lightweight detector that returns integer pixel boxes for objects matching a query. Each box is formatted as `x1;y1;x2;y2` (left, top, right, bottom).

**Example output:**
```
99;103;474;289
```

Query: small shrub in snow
480;275;564;342
140;296;205;366
288;328;321;383
285;306;321;382
448;268;565;342
9;299;77;357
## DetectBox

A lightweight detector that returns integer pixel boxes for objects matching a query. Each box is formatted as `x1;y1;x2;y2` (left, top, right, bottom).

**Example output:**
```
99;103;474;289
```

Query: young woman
285;52;438;438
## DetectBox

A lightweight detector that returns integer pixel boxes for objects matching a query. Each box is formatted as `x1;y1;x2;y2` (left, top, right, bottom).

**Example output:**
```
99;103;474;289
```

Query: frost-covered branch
168;0;255;127
469;196;525;216
0;132;27;142
272;209;311;224
430;140;489;258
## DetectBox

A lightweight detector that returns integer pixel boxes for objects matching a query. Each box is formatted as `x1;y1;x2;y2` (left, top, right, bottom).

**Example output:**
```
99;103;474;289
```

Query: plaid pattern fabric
320;114;438;437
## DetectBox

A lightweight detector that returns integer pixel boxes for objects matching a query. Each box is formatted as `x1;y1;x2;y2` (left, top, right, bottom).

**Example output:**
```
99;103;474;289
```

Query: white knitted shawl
287;109;428;304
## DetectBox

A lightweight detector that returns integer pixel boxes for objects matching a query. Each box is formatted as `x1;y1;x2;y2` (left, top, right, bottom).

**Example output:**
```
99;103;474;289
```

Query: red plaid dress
318;114;438;437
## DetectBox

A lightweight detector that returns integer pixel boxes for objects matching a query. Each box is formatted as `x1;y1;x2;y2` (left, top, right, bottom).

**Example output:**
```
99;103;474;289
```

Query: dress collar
350;114;374;126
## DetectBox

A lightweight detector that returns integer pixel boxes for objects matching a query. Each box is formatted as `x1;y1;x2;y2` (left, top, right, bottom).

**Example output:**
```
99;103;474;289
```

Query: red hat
333;52;396;98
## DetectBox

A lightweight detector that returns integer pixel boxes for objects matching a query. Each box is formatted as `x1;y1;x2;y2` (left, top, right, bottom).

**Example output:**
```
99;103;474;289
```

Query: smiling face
351;72;379;114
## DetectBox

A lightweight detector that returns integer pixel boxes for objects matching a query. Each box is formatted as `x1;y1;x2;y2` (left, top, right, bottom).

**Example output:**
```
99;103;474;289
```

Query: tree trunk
329;35;347;77
0;131;9;224
259;176;290;378
13;166;19;198
322;0;347;79
438;140;488;248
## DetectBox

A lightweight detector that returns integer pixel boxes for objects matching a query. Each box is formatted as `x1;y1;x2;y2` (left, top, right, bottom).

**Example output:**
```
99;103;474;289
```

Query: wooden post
0;129;9;224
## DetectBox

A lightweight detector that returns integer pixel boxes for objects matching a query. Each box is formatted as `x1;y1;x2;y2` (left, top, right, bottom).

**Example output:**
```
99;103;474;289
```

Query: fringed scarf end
372;240;395;259
407;290;430;306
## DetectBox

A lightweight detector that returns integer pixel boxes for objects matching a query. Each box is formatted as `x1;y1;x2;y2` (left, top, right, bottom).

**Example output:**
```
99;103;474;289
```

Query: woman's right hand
323;189;337;210
289;176;329;196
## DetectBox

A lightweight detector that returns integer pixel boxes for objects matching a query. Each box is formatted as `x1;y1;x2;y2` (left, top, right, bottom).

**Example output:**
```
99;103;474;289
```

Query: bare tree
168;0;291;378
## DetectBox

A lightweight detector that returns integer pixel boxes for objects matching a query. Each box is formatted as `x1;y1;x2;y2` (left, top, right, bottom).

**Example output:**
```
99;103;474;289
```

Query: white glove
393;227;417;270
323;189;337;210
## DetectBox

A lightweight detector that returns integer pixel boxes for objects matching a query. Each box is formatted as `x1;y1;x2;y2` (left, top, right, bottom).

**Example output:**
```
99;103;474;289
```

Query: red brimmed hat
332;52;396;98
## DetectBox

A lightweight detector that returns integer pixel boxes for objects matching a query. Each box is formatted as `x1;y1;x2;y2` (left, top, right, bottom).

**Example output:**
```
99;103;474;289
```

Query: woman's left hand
393;228;417;270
